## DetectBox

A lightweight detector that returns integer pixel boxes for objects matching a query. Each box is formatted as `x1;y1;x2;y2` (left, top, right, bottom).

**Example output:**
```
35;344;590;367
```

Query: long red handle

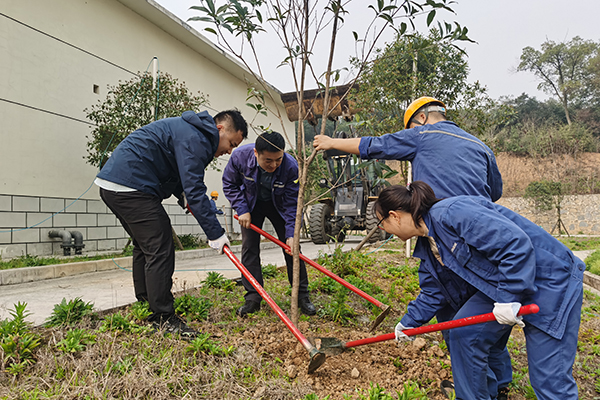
343;304;540;349
234;215;386;309
222;246;315;352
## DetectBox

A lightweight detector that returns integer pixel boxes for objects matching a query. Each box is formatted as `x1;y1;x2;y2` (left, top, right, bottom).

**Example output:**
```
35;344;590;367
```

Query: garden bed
1;241;600;399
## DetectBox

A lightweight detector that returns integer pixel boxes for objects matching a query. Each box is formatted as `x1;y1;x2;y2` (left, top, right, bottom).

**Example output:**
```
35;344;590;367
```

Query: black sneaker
299;297;316;315
497;386;509;400
440;380;455;399
236;300;261;317
152;314;198;339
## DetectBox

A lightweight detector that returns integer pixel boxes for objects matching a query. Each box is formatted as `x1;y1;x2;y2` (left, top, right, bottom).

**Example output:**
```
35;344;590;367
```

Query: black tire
366;201;388;243
309;203;332;244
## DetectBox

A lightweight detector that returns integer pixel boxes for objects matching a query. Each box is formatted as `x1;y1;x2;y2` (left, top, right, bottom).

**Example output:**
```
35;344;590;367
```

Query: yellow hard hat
404;96;446;128
210;191;219;197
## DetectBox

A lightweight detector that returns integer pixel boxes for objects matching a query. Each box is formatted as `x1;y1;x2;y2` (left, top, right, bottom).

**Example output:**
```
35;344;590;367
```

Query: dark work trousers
100;188;175;321
241;199;309;303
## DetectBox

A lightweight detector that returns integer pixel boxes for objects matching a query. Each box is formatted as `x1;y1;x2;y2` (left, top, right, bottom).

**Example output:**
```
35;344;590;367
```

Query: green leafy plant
174;294;211;321
396;381;429;400
316;247;376;278
0;303;41;374
56;329;97;353
186;333;234;357
177;233;202;249
262;263;279;279
99;312;150;334
318;288;355;324
202;271;235;291
130;301;152;322
44;298;94;327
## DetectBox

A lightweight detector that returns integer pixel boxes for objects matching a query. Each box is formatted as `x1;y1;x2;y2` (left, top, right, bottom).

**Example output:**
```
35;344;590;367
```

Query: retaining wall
0;194;274;260
497;194;600;235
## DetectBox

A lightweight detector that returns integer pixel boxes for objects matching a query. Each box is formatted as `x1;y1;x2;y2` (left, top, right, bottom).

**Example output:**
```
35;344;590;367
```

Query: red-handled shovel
234;215;392;331
314;303;540;355
222;245;327;373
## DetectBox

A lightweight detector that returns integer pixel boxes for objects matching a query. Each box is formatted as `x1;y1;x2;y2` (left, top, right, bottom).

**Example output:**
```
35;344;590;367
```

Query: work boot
237;300;261;317
497;387;510;400
152;314;198;339
299;297;316;315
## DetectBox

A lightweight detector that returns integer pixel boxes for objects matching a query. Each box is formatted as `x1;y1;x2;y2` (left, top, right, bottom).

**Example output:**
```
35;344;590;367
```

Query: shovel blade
310;336;347;356
369;304;392;332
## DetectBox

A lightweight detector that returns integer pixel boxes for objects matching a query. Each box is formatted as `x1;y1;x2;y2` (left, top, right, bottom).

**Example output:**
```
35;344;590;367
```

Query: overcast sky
154;0;599;102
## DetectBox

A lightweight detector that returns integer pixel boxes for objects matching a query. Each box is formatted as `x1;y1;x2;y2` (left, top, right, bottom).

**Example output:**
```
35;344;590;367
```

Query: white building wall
0;0;294;258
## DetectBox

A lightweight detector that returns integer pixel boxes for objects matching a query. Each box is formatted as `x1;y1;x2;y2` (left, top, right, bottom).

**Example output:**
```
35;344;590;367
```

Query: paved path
0;238;362;326
0;244;594;326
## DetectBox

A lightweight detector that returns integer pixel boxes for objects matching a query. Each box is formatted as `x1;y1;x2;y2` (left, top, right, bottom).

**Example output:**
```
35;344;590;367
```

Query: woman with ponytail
375;181;584;400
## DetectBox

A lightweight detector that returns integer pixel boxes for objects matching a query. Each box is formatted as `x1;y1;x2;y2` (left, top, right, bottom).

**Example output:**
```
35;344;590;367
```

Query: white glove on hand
493;302;525;327
394;322;415;343
208;233;230;254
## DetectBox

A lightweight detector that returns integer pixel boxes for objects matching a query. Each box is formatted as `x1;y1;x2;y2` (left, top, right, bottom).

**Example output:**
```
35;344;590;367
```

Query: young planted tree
189;0;471;324
84;71;209;167
517;36;599;126
524;180;570;236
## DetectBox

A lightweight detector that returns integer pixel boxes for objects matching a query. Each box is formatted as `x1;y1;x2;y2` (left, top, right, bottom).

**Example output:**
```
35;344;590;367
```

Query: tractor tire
309;203;332;244
366;201;389;243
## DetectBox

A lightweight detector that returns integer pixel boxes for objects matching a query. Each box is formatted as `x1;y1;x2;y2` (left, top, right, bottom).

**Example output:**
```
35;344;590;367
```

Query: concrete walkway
0;244;595;326
0;238;363;326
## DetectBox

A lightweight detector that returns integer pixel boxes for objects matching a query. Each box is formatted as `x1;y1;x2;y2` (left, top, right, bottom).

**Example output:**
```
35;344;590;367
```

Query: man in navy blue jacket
222;131;316;317
95;109;247;337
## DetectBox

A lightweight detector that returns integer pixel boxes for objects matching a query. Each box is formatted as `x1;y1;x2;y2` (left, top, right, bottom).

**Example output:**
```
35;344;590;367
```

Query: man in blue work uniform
223;131;316;317
96;109;248;337
375;181;584;400
313;97;509;398
209;191;224;215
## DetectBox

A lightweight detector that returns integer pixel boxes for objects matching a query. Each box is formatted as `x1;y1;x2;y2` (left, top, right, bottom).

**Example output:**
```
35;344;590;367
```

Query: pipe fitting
69;230;85;255
48;230;73;256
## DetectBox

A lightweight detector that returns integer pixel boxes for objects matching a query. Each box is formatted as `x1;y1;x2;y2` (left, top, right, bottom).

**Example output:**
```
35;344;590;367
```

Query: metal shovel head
309;336;347;356
369;304;392;332
307;348;327;374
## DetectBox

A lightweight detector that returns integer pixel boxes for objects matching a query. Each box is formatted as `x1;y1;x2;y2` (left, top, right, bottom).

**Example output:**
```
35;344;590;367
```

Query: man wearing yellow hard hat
208;191;224;215
313;96;508;399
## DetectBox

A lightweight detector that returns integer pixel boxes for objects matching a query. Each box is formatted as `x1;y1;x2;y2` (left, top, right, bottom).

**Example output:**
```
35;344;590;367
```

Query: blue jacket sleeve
400;259;450;328
278;159;300;239
222;153;251;216
487;154;503;202
442;202;537;303
174;132;224;241
358;130;419;161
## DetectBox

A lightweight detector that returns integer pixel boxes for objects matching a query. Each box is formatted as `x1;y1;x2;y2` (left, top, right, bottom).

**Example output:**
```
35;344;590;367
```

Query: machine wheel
309;203;332;244
366;201;389;243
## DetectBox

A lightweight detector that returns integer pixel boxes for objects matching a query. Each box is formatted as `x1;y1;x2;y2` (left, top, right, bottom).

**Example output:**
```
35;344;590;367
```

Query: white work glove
394;322;415;343
208;233;230;254
493;302;525;328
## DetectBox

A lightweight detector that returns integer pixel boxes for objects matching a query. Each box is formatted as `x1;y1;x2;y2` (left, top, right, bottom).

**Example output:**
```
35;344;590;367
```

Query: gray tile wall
0;194;271;260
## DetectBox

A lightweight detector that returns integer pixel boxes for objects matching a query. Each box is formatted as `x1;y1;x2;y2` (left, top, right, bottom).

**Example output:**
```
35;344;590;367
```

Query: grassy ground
1;238;600;399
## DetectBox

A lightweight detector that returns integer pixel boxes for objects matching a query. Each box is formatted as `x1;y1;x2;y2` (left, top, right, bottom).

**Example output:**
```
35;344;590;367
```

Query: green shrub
56;328;97;353
178;233;201;249
174;294;211;321
262;263;279;279
202;271;235;291
0;303;41;375
44;298;95;327
586;250;600;276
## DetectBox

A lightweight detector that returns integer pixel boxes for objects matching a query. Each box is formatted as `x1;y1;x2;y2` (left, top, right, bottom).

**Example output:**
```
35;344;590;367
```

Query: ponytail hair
374;181;440;228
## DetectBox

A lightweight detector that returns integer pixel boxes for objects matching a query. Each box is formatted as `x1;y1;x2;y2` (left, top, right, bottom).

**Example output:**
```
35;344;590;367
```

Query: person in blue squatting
374;180;584;400
222;131;316;317
313;96;510;397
